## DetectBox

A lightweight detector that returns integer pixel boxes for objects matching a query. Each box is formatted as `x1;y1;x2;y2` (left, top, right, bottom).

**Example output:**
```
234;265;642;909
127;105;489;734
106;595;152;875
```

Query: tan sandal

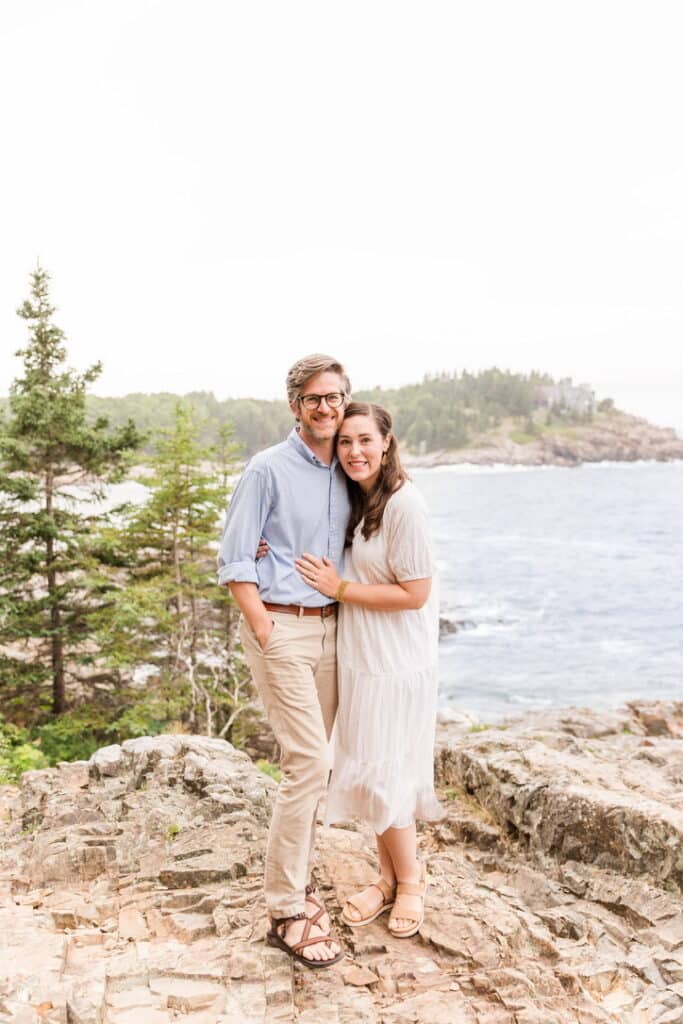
388;863;427;938
341;877;395;928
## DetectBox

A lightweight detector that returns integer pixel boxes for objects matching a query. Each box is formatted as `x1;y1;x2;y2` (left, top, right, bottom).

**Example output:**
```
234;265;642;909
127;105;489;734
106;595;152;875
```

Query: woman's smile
337;414;387;490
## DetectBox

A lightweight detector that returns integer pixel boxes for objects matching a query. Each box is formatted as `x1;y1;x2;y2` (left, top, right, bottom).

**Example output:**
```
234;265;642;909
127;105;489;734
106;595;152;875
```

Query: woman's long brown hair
341;402;409;546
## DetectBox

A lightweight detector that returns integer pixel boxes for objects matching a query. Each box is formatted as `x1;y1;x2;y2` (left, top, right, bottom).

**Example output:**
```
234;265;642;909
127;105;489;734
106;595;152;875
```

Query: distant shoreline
405;456;683;473
401;410;683;469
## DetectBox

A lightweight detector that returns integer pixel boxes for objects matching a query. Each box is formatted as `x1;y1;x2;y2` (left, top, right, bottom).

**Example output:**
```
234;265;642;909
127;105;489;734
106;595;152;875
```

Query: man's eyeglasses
297;392;346;410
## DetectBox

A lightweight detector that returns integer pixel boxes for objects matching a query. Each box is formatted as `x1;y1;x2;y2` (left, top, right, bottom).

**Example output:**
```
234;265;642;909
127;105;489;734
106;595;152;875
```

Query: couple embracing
218;354;442;967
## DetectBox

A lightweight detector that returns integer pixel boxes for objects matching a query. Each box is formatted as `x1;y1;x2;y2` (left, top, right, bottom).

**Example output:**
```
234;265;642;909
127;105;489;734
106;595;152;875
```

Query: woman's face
336;414;389;491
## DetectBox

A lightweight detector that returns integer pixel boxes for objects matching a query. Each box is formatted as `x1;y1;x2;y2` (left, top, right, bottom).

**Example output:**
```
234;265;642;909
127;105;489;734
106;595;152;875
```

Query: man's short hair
286;354;351;405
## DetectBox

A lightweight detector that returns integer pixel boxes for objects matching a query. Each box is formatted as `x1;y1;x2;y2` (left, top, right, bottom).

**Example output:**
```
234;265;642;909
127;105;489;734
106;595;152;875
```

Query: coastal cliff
1;700;683;1023
403;411;683;468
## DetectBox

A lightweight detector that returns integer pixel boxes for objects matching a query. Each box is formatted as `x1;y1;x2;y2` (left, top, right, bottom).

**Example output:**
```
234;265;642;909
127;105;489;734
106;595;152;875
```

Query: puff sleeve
385;485;434;583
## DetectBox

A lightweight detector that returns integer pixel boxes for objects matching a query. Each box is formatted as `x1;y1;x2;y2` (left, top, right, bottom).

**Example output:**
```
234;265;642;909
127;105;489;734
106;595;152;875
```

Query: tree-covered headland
77;370;604;459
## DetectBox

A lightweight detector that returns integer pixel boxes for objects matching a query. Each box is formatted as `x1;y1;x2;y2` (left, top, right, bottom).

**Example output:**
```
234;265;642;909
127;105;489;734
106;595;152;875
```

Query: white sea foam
507;693;554;706
465;622;516;637
412;462;554;476
412;458;683;477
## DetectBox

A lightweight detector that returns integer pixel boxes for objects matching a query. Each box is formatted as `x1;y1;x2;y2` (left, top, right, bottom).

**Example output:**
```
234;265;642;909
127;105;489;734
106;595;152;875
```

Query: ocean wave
464;622;517;637
506;693;554;706
412;463;557;476
412;459;683;477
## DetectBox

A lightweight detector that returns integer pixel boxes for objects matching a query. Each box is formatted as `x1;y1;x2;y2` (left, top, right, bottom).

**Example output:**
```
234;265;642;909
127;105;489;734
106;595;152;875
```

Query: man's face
289;370;348;446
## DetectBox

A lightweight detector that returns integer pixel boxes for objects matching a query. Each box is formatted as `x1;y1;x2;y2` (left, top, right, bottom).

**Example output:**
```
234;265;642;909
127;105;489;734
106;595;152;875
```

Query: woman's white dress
324;481;444;835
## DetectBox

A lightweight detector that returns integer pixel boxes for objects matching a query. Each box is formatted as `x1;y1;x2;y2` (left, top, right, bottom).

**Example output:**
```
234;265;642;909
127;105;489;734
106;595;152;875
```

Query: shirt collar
287;427;339;470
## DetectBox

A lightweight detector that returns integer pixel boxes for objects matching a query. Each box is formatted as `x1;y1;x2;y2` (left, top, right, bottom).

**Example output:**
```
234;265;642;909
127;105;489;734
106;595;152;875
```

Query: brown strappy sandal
266;910;344;969
304;884;327;915
388;863;427;938
341;877;396;928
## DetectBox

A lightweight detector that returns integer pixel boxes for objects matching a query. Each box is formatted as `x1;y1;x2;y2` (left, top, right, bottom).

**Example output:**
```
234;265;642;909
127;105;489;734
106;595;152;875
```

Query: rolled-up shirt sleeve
217;467;271;586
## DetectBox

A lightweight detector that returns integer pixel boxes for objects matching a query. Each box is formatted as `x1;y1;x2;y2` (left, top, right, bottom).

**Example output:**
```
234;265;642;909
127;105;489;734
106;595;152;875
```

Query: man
217;354;351;967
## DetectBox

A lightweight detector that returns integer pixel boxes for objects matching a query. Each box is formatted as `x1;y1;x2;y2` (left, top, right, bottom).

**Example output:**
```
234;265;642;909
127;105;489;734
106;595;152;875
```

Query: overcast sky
1;1;681;432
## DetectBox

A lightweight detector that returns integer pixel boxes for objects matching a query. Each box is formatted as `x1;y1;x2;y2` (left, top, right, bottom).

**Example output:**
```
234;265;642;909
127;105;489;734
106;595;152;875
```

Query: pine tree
95;403;252;740
0;266;142;717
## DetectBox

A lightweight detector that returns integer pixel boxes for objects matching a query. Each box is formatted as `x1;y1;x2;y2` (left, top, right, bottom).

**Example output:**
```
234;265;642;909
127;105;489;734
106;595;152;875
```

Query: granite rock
0;703;682;1022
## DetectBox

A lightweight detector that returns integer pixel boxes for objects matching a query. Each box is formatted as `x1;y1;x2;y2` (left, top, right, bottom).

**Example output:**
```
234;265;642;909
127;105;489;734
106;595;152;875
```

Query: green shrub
256;758;282;782
0;717;49;783
35;707;112;764
33;690;186;766
109;694;184;740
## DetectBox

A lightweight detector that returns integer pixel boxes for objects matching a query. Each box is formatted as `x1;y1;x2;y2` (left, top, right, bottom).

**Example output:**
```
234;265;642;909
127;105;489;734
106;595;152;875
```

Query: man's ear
289;400;300;420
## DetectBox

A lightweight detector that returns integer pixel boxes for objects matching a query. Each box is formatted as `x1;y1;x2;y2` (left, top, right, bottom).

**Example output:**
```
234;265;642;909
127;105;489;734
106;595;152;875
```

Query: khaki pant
239;610;337;917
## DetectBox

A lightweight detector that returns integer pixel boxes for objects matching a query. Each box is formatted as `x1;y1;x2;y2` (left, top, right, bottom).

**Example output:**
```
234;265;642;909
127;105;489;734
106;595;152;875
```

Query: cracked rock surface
1;703;682;1022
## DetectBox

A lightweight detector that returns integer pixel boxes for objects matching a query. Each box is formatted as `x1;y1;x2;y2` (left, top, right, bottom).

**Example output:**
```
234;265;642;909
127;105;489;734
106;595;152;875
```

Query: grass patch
256;758;282;782
548;425;579;440
438;783;499;826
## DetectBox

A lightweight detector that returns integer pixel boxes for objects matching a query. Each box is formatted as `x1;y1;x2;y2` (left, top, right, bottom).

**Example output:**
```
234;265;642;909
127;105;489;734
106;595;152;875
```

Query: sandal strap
374;877;395;901
305;886;330;928
344;893;373;916
392;891;422;912
395;881;424;897
292;933;338;954
271;911;307;926
274;911;339;955
304;887;323;914
345;879;393;917
396;866;426;898
308;904;325;927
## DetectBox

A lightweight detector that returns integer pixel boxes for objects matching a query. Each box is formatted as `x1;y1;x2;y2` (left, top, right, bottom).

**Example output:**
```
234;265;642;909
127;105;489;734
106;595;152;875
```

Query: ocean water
105;461;683;723
411;461;683;722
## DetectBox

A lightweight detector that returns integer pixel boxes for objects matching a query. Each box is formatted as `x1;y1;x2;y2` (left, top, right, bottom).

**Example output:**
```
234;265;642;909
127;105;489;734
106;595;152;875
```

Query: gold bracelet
335;579;350;603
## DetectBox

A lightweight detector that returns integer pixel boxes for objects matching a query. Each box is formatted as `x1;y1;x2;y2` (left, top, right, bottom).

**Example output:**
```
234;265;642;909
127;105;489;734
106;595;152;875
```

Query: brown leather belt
263;602;337;618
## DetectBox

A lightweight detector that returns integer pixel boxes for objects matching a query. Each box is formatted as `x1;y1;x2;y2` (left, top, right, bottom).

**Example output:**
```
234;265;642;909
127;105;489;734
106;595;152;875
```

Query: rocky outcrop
438;705;683;891
404;412;683;467
1;703;682;1022
439;616;476;639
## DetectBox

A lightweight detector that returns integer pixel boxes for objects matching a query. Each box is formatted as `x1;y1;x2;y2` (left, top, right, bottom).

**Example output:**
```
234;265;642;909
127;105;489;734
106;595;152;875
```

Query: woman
295;402;443;938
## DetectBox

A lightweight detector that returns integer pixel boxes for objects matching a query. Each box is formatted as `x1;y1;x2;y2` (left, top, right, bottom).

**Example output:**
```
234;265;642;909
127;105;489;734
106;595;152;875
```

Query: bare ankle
396;863;421;884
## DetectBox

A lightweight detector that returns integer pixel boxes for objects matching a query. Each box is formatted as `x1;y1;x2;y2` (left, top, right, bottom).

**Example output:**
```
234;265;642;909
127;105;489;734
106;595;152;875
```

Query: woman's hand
256;537;269;560
295;554;341;599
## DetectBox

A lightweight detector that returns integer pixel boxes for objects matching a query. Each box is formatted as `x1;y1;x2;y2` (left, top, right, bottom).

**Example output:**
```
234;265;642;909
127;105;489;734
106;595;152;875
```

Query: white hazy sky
1;1;682;432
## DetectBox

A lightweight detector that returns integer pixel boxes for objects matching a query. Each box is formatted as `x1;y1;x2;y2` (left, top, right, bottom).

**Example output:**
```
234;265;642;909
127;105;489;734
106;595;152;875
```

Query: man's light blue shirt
217;428;351;607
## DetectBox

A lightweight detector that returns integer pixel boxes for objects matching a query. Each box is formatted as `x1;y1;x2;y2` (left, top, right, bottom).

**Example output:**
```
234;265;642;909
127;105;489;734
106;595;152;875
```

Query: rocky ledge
1;701;683;1024
404;412;683;468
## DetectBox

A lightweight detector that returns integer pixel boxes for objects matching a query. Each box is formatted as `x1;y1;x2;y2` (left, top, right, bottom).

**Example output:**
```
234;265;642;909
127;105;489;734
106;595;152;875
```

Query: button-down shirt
217;427;351;606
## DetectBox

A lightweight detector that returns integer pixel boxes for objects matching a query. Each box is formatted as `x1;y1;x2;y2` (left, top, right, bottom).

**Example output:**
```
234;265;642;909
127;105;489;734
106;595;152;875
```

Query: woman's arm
295;554;431;611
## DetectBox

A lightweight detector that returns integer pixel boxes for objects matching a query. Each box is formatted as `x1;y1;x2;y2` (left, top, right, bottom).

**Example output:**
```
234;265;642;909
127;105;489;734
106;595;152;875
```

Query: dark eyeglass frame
297;392;346;410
